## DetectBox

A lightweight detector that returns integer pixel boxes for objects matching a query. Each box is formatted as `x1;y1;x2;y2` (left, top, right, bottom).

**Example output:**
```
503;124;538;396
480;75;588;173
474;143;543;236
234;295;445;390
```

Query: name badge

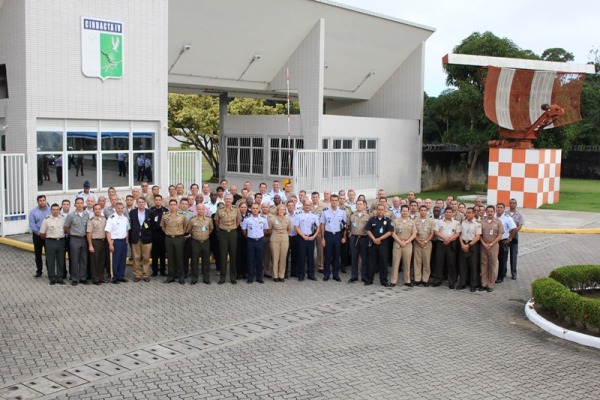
275;220;279;225
489;229;494;236
202;225;207;232
447;229;453;235
352;221;357;228
397;227;403;234
379;227;383;234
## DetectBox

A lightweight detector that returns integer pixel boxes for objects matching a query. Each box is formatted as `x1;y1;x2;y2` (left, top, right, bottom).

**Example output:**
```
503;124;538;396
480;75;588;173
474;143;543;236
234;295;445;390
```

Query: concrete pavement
0;228;599;399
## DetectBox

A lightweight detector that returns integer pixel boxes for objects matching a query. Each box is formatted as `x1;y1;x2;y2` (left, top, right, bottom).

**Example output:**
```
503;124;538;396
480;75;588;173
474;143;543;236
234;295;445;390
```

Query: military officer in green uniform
160;199;188;284
215;193;241;284
188;203;214;284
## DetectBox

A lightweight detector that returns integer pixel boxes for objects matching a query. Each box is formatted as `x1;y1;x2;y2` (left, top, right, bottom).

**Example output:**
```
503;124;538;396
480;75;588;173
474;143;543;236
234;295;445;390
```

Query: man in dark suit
129;197;154;282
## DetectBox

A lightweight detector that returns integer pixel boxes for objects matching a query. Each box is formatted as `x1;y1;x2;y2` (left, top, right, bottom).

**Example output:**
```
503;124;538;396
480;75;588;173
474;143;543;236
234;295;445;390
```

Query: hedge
532;264;600;330
549;265;600;292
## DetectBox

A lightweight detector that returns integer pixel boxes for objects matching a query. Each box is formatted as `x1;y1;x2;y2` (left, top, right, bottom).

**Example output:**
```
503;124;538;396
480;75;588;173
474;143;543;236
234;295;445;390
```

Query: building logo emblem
81;17;124;80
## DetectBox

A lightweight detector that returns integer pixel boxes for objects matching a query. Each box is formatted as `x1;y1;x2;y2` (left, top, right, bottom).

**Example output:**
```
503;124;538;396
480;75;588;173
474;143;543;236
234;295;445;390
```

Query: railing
167;150;203;189
1;154;28;236
293;150;377;196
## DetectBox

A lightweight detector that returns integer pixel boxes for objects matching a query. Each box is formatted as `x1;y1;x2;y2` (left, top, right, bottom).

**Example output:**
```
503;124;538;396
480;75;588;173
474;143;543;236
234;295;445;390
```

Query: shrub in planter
549;265;600;292
531;268;600;330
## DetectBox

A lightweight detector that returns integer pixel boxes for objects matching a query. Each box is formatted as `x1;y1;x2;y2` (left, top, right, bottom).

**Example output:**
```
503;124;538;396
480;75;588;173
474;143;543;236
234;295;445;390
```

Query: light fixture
353;70;375;92
169;43;193;73
239;54;262;81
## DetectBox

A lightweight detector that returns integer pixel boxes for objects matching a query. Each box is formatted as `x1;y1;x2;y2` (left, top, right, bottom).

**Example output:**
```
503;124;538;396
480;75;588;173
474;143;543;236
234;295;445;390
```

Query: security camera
254;54;262;60
1;125;7;130
183;44;192;51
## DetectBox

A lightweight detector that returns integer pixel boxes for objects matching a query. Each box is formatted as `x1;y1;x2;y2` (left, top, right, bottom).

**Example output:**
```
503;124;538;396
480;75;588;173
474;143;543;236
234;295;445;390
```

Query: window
359;139;377;149
322;139;328;149
226;136;264;174
36;121;157;192
0;65;8;99
358;139;377;176
270;137;304;176
333;139;353;150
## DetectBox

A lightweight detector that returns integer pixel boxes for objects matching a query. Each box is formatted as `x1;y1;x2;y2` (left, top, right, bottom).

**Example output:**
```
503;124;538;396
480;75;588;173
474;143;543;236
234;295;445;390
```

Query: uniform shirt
105;213;130;239
85;207;95;219
150;206;169;233
260;193;272;206
311;203;325;218
75;190;97;203
64;211;89;237
103;205;117;219
435;218;462;240
349;211;370;236
320;207;347;234
288;213;300;237
188;215;213;242
392;217;416;240
498;213;517;240
480;217;504;244
370;208;393;219
182;209;196;222
346;201;357;213
460;219;481;242
160;212;187;236
241;215;269;239
87;215;107;239
390;207;402;220
414;217;435;242
40;215;66;239
294;211;319;236
269;215;291;243
507;210;524;239
29;206;51;235
268;190;286;204
203;201;220;216
453;212;464;222
215;206;240;231
366;216;393;239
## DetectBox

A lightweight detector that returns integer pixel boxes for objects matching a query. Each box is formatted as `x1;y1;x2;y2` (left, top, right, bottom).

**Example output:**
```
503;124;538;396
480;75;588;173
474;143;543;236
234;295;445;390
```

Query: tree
168;94;291;182
440;31;540;190
541;47;575;62
168;94;220;182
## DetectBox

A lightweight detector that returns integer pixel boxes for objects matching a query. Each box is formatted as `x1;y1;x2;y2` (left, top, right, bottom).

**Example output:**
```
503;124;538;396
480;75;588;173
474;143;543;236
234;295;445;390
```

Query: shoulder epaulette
110;214;116;218
45;215;50;219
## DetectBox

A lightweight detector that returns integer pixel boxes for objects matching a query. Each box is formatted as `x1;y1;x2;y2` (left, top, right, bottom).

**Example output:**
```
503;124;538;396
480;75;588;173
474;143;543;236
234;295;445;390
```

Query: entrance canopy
168;0;434;100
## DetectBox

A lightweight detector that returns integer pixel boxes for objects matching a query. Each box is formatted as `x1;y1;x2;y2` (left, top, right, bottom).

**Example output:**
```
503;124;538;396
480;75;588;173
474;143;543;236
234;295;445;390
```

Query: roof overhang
168;0;434;100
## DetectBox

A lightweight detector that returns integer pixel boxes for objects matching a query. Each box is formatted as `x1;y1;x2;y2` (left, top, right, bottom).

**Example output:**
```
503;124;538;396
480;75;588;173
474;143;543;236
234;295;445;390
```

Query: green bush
549;265;600;292
531;264;600;329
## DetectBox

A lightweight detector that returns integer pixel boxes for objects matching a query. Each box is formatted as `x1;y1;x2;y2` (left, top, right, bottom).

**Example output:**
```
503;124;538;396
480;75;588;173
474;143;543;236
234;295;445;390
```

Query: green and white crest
81;17;124;81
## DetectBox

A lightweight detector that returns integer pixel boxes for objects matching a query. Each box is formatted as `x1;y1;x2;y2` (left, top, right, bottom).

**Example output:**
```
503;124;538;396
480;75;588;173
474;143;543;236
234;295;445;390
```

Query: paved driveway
1;231;599;399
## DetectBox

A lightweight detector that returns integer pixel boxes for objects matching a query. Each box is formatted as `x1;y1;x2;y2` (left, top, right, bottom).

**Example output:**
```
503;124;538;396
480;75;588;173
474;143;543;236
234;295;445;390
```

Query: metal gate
0;154;28;237
293;150;378;197
167;150;203;189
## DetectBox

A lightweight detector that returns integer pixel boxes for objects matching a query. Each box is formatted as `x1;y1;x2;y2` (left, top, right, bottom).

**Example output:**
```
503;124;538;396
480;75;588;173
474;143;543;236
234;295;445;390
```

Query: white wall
10;0;169;213
322;115;421;194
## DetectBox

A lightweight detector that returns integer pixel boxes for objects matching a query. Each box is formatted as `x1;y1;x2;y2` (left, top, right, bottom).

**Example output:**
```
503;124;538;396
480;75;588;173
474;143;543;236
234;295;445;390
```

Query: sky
337;0;599;96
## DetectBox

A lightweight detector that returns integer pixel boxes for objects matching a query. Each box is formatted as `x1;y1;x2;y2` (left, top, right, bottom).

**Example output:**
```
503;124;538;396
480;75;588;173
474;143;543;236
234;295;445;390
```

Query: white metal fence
293;150;378;197
167;150;203;189
0;154;28;236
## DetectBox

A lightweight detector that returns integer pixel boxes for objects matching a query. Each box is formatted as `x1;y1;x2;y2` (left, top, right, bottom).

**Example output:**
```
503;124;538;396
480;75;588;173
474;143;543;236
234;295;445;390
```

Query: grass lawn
540;179;600;213
398;179;599;213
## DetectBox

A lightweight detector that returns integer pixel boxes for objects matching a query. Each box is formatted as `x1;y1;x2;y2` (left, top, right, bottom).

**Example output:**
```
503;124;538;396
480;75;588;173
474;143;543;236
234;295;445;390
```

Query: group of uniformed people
29;179;524;291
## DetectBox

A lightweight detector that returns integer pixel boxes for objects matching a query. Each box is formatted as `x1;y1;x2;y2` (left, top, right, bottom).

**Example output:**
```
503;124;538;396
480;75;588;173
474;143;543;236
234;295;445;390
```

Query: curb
0;237;34;252
525;299;600;350
521;228;600;234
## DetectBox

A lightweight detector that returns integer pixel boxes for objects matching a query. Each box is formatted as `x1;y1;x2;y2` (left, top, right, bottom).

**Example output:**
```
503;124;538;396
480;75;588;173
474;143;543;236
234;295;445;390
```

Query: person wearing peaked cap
74;180;97;204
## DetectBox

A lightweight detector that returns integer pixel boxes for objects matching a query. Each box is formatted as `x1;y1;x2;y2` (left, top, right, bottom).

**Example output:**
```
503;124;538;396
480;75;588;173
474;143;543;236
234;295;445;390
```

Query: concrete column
218;93;229;181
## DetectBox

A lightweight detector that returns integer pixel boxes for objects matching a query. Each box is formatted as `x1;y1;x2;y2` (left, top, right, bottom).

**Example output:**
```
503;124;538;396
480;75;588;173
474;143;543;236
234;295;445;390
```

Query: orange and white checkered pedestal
487;148;561;209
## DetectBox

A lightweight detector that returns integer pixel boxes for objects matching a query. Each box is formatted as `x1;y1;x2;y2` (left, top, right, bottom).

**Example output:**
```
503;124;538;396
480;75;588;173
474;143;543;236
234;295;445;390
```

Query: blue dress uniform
241;215;269;283
320;207;347;281
365;215;394;285
294;211;320;280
